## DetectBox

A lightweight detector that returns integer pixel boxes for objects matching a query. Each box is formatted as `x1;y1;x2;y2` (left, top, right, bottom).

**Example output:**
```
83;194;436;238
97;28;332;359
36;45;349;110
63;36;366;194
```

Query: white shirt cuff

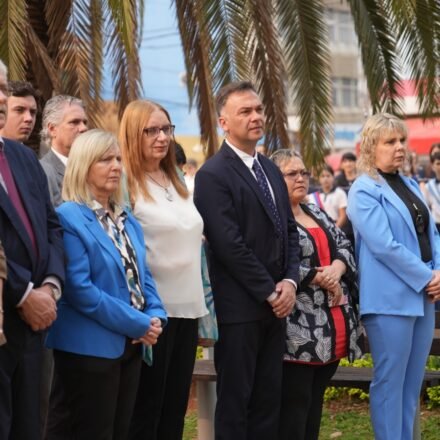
17;282;34;307
16;276;62;307
267;292;278;303
283;279;297;290
42;276;62;292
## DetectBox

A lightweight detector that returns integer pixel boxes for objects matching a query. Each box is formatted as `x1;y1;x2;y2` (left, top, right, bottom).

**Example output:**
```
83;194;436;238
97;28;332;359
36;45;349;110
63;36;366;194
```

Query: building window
332;78;358;108
326;9;357;47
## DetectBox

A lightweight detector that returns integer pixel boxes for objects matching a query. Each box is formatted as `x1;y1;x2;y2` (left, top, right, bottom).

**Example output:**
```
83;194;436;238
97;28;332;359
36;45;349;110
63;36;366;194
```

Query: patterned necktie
0;149;38;255
252;159;283;237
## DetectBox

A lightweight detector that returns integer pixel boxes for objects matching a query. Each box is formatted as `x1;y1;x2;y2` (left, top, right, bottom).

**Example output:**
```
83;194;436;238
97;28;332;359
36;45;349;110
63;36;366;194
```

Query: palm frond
45;0;73;58
56;0;103;126
242;0;290;155
202;0;250;92
25;24;61;99
26;0;49;46
388;0;440;117
107;0;137;54
106;0;142;116
0;0;28;80
276;0;332;167
25;0;56;100
175;0;219;158
89;0;104;104
347;0;404;115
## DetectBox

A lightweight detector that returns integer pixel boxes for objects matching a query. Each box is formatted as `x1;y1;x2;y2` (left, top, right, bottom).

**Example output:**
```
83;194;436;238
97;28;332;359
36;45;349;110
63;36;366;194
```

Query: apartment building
288;1;367;151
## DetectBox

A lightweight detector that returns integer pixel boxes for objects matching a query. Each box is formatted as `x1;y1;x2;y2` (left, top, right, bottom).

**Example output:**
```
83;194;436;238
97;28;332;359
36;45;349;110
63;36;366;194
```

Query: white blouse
133;180;208;318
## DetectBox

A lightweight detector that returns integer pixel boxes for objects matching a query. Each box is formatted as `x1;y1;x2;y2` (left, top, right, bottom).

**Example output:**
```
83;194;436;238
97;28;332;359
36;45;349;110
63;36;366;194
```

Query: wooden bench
192;311;440;438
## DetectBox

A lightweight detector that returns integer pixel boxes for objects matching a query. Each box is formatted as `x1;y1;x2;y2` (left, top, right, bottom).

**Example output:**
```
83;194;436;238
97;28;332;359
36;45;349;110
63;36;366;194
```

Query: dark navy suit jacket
0;138;64;341
194;142;300;324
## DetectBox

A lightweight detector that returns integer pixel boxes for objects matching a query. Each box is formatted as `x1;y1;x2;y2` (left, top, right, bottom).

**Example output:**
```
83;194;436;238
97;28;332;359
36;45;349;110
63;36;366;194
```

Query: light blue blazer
347;174;440;317
46;202;167;359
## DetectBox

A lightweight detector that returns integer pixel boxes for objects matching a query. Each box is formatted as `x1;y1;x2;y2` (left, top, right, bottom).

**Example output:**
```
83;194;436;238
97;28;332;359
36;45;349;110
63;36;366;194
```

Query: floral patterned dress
284;203;363;364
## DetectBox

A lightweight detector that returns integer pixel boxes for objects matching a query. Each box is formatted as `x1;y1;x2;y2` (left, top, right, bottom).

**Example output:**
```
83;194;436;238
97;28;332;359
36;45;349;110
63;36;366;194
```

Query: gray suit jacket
40;150;65;207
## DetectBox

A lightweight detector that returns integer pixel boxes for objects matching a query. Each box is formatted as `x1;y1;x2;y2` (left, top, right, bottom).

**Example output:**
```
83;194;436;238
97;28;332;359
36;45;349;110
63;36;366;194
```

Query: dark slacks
39;346;54;438
45;361;72;440
48;341;141;440
129;317;198;440
214;315;285;440
0;328;43;440
279;360;340;440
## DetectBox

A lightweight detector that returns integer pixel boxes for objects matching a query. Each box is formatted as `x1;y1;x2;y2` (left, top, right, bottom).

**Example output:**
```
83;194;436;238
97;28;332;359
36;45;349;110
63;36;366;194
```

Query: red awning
325;153;343;172
355;118;440;156
406;118;440;155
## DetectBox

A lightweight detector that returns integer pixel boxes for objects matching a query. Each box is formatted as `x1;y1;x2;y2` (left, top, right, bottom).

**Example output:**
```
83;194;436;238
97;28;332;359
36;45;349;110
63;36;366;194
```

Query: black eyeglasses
412;203;425;234
283;169;311;180
143;125;175;138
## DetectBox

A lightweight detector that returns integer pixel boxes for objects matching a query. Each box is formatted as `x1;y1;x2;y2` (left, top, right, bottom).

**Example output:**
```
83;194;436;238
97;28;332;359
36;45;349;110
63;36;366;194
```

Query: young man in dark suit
0;81;38;143
0;59;64;440
194;81;300;440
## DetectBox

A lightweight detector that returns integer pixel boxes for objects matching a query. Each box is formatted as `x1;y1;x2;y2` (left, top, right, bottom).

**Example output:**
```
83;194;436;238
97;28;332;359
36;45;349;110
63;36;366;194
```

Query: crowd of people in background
0;54;440;440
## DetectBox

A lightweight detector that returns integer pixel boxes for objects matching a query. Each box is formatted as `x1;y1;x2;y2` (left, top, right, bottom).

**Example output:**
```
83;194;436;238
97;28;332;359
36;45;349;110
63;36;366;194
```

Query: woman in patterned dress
271;149;363;440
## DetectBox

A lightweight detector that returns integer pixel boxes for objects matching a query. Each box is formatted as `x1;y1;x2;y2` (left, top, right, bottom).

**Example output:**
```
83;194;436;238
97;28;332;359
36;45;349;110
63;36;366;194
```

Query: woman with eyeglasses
270;149;362;440
119;100;208;440
347;114;440;440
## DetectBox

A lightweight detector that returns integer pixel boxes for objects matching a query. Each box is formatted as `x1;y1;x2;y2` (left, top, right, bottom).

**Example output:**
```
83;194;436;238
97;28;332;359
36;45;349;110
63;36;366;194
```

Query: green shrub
426;356;440;408
426;386;440;409
325;355;440;407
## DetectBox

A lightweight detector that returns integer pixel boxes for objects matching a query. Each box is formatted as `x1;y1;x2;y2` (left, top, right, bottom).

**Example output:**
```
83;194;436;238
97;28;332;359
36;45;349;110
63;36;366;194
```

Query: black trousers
214;315;285;440
45;361;72;440
279;360;340;440
48;341;141;440
39;345;54;439
128;317;198;440
0;328;43;440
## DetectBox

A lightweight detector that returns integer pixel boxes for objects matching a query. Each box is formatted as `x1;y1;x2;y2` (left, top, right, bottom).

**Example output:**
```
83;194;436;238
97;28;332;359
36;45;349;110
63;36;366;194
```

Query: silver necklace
146;171;173;201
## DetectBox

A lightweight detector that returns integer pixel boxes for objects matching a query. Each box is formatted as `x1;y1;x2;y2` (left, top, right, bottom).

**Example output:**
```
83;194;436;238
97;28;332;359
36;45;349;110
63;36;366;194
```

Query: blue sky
138;0;199;135
139;0;199;135
102;1;199;135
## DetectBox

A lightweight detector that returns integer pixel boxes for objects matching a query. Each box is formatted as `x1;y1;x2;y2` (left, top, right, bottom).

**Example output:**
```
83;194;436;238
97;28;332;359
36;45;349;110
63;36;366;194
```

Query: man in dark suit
194;81;300;440
0;59;64;439
40;95;88;207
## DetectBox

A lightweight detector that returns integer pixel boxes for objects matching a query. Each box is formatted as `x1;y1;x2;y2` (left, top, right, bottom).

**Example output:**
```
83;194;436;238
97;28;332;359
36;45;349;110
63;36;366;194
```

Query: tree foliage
176;0;440;165
0;0;143;126
1;1;439;165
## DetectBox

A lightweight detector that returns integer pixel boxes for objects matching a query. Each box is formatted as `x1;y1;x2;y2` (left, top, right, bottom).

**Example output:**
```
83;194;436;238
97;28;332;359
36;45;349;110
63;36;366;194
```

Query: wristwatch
46;284;61;301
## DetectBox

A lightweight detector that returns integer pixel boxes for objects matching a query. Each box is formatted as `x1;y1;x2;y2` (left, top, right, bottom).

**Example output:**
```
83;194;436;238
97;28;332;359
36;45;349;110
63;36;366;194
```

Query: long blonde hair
62;129;122;205
119;100;188;206
357;113;408;178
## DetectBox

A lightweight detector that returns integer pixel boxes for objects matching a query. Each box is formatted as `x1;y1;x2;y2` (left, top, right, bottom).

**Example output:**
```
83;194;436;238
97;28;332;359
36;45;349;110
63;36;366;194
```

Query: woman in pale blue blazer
46;130;167;440
347;113;440;440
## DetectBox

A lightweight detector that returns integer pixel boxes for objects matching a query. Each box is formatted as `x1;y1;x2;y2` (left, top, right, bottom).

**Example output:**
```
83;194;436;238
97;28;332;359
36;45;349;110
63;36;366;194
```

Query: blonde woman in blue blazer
46;130;167;440
347;114;440;440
